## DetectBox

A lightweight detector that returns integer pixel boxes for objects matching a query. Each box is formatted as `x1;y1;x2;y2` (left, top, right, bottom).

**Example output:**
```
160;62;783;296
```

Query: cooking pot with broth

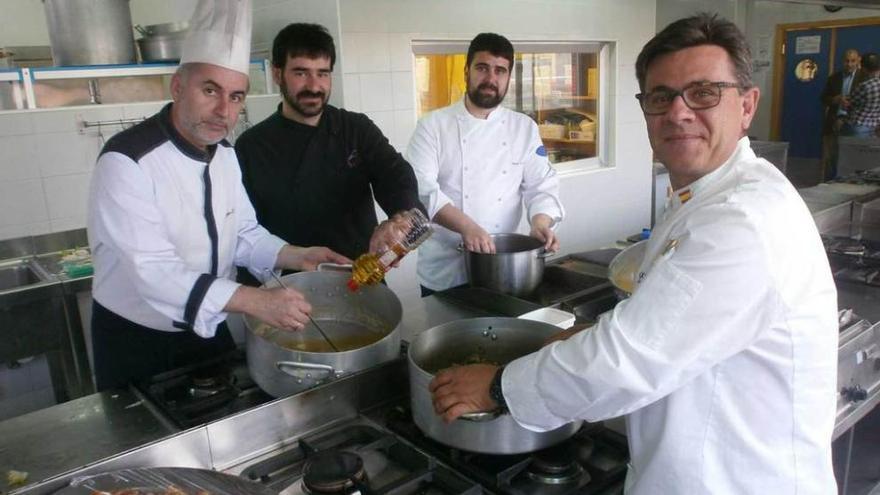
244;270;402;397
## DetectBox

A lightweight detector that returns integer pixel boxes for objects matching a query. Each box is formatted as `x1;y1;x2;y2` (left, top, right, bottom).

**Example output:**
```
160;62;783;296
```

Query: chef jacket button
495;224;500;228
498;198;502;202
502;170;506;174
463;139;467;144
465;195;469;199
465;167;468;171
502;142;507;146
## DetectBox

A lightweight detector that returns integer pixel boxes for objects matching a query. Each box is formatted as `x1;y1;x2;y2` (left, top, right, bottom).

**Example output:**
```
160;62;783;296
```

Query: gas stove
822;236;880;287
231;400;627;495
132;348;274;429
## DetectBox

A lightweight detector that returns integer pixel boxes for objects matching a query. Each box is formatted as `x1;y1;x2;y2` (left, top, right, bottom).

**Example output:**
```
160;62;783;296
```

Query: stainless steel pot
135;23;188;62
43;0;137;66
137;33;186;62
464;233;550;298
408;317;582;454
244;271;402;397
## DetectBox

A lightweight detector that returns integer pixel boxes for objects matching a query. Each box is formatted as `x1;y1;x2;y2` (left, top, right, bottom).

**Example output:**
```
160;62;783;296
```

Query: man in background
821;48;865;179
405;33;563;296
842;52;880;139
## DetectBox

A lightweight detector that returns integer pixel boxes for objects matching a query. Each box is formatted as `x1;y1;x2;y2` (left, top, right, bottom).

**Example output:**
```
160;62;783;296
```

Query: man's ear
271;66;282;87
170;72;182;102
740;86;760;131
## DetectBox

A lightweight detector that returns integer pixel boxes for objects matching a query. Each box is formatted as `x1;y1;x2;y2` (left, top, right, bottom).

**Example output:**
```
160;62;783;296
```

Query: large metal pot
43;0;137;66
408;317;582;454
464;233;550;298
135;23;188;62
244;271;402;397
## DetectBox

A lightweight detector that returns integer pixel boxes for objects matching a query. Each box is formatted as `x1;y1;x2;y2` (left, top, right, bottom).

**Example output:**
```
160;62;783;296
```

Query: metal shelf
14;59;273;109
0;69;22;82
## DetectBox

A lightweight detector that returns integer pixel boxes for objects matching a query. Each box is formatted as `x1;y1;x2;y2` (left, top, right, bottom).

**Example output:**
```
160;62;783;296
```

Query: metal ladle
265;270;340;352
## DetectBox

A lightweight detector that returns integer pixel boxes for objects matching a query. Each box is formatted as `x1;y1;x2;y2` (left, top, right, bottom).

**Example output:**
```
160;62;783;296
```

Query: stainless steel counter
0;389;173;492
2;292;481;494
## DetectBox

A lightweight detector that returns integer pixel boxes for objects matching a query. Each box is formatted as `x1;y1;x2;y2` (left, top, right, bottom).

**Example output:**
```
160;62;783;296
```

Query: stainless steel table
0;389;173;489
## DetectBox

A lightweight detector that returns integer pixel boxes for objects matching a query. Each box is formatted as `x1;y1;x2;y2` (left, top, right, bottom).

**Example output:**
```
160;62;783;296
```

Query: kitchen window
413;41;611;171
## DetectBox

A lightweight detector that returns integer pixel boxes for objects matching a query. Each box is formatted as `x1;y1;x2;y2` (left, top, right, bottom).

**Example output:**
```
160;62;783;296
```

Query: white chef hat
180;0;252;76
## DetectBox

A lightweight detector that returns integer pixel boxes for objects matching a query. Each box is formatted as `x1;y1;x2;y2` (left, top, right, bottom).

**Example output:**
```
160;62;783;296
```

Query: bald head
843;49;860;74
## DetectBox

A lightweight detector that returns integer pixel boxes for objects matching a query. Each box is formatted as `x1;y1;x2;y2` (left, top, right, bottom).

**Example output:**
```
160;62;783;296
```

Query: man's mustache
477;83;499;93
297;90;326;100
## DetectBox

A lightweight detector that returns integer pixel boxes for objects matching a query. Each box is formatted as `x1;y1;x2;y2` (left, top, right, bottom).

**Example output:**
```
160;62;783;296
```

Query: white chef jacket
504;138;838;494
88;104;286;338
405;99;564;290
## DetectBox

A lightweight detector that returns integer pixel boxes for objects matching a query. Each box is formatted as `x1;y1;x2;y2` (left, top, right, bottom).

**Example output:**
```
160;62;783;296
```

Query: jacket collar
454;97;507;123
668;137;753;209
157;102;221;163
274;102;343;136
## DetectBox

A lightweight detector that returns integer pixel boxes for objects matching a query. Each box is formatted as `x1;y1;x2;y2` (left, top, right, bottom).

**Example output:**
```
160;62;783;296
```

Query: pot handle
537;248;556;259
459;408;503;422
276;361;337;380
317;262;353;272
134;24;149;36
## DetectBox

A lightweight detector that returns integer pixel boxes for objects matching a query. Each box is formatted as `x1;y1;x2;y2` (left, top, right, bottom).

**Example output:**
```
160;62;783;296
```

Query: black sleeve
234;133;259;207
355;114;427;217
820;73;838;107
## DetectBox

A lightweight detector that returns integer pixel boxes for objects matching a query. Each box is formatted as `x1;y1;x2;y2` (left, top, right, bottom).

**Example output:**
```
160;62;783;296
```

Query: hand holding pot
278;246;352;272
430;364;499;423
462;225;496;253
530;213;560;252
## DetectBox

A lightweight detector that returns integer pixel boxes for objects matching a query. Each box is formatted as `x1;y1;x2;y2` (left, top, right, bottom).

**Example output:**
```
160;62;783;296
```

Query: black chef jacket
235;104;425;269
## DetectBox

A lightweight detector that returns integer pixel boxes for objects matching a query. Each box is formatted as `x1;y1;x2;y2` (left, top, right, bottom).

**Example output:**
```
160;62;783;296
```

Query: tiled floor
0;355;56;421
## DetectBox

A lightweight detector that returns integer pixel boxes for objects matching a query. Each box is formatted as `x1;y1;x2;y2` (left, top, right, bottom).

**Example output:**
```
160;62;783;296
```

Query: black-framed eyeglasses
635;81;743;115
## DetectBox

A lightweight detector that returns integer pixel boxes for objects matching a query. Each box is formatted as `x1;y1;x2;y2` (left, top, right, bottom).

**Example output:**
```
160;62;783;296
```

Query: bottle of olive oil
348;208;433;291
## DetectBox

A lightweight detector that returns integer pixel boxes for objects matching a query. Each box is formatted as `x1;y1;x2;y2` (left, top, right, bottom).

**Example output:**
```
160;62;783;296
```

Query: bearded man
235;23;424;278
405;33;564;295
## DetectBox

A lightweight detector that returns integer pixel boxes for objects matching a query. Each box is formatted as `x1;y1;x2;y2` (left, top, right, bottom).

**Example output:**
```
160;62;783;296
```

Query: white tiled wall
0;95;281;242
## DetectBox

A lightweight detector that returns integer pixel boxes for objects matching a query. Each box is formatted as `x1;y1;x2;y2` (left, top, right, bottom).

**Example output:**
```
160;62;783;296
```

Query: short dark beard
467;82;506;109
280;77;328;118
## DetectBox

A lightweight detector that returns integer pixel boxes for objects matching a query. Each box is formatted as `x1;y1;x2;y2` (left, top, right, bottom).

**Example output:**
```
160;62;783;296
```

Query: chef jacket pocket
619;257;701;352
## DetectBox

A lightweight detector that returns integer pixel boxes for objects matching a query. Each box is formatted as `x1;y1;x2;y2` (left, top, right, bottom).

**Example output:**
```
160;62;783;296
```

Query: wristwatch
489;366;507;409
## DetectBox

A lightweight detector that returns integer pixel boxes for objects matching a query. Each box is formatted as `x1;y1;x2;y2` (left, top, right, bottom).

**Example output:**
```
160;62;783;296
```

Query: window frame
412;39;616;174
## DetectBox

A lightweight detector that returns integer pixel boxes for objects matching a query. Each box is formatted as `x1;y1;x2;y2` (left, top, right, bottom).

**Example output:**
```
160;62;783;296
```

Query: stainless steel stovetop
226;400;628;495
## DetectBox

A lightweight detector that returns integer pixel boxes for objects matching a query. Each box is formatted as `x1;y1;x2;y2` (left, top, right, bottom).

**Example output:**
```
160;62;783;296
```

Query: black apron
91;301;235;391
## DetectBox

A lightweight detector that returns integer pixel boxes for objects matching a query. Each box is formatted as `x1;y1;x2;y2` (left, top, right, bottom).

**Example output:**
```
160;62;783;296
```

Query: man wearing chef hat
430;14;838;494
87;0;349;391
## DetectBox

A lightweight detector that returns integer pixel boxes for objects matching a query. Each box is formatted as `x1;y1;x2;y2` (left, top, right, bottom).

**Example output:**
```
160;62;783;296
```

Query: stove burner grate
303;451;369;494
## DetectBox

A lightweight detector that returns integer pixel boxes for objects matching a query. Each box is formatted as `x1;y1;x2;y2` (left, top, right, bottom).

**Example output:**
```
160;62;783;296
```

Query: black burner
134;349;273;428
526;444;587;485
377;402;628;495
303;451;369;494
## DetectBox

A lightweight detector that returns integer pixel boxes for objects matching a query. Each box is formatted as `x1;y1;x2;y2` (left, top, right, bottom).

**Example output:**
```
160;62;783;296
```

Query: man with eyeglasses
429;14;837;494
